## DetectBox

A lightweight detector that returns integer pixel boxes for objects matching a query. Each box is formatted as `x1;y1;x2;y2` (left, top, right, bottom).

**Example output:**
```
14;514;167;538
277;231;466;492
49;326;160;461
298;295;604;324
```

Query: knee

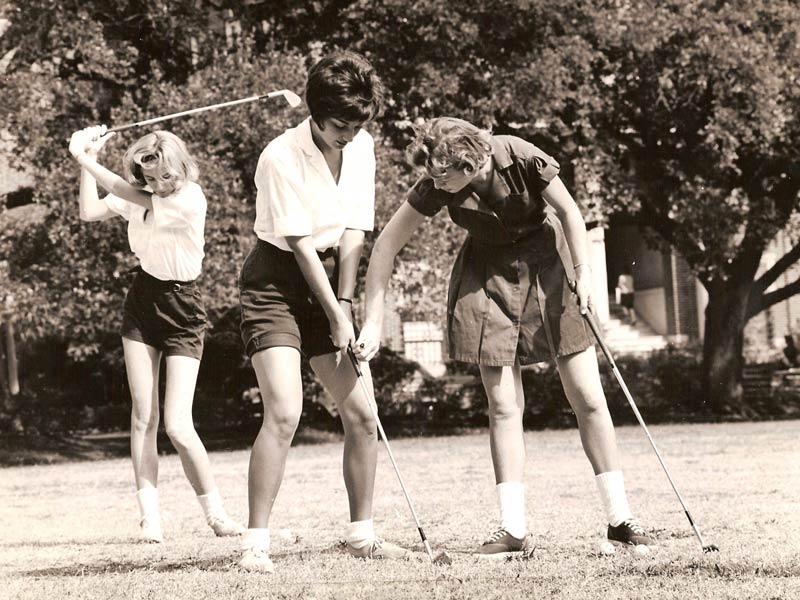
131;407;158;435
263;406;302;443
342;406;377;438
164;417;197;449
488;395;522;422
570;388;608;418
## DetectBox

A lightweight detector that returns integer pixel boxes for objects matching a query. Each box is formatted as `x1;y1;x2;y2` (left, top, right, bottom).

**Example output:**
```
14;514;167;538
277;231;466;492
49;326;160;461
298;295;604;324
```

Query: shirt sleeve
255;150;312;237
524;145;561;193
103;193;135;221
407;177;447;217
150;183;206;229
345;134;376;231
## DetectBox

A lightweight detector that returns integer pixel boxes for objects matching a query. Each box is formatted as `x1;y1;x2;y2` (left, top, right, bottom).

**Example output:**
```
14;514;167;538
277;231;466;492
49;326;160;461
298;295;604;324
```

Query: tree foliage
1;0;798;416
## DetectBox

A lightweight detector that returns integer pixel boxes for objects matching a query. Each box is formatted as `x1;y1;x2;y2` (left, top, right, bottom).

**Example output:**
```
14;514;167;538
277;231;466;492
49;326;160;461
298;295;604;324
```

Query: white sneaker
140;515;163;543
238;547;275;573
207;512;246;537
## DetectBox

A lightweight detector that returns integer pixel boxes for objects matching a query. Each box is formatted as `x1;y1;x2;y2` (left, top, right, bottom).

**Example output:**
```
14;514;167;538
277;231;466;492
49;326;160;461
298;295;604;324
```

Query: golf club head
703;544;720;553
280;89;302;107
432;550;452;566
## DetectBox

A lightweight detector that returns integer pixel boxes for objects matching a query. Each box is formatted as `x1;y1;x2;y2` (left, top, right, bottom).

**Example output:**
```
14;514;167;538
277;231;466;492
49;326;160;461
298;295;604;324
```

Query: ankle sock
496;481;527;539
197;487;225;521
345;518;375;550
136;486;159;520
595;470;634;527
242;528;270;552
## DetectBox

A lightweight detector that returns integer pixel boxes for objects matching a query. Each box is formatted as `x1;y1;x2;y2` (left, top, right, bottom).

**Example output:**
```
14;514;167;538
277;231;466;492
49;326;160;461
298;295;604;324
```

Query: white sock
197;488;225;521
136;486;159;519
595;470;634;527
242;528;270;552
496;481;527;538
345;518;375;550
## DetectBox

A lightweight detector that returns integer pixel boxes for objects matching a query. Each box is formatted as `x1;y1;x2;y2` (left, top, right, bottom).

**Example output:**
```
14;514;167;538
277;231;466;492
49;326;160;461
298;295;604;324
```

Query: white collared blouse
103;180;206;282
252;117;375;252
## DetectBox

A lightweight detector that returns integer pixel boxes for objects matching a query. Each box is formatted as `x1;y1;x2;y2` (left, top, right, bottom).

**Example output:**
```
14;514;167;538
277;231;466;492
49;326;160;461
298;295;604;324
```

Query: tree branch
747;276;800;319
752;240;800;295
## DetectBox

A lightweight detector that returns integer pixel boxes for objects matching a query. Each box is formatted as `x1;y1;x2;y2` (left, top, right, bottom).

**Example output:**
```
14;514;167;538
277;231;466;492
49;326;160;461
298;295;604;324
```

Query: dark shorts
239;239;342;359
620;292;635;309
121;269;207;360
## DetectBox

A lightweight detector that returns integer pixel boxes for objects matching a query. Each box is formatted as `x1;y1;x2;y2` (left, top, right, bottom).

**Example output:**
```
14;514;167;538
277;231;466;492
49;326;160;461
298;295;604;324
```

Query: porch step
599;299;670;355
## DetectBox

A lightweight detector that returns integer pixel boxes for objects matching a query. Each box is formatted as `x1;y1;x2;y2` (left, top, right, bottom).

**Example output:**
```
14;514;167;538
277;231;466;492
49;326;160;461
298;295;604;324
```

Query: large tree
313;0;800;411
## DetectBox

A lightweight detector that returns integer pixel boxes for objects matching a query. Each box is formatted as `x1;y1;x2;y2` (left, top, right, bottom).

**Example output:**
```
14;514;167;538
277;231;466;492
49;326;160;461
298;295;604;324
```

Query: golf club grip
346;345;363;377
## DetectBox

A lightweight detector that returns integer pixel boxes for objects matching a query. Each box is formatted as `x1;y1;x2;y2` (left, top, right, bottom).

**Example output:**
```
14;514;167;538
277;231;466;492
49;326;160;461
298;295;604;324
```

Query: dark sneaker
607;519;653;547
346;538;411;560
474;528;535;559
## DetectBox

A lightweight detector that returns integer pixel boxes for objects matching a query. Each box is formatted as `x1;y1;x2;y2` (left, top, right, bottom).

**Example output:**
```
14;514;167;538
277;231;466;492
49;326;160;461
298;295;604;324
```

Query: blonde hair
406;117;492;177
122;130;199;188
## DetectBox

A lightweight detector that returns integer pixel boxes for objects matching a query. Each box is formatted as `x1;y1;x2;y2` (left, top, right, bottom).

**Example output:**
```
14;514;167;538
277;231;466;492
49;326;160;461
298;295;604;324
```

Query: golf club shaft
346;347;435;562
581;310;712;549
108;90;295;133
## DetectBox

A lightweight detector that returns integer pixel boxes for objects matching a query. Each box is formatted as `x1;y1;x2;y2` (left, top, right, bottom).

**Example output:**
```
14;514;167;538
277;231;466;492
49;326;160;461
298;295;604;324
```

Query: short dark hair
305;51;386;124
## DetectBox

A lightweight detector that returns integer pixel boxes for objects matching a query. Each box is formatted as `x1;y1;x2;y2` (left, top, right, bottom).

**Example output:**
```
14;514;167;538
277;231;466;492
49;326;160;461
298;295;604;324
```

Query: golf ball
633;544;650;556
599;541;616;555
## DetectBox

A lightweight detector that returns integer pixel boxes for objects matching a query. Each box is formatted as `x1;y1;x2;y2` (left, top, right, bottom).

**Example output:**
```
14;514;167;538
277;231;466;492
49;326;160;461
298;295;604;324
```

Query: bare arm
69;126;153;214
285;234;353;351
541;175;592;312
355;201;427;359
337;228;365;301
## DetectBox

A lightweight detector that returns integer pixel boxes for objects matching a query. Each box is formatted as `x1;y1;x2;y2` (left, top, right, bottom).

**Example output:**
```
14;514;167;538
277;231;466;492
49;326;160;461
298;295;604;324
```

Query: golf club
345;345;452;565
572;287;719;553
107;89;303;133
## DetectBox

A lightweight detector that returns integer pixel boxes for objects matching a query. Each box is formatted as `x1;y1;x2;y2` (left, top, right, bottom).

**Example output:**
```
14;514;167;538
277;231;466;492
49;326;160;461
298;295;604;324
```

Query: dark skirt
446;217;593;366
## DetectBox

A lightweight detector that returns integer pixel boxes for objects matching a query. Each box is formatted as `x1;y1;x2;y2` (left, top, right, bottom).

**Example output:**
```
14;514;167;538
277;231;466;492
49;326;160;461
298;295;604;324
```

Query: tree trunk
701;277;752;414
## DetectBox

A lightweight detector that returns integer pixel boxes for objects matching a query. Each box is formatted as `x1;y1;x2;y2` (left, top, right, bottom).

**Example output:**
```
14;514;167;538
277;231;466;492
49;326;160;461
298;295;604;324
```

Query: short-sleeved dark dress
407;135;593;366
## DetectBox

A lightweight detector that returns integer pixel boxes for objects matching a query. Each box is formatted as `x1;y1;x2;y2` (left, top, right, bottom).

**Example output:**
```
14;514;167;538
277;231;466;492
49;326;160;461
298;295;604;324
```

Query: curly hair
406;117;493;177
305;51;387;124
122;130;199;188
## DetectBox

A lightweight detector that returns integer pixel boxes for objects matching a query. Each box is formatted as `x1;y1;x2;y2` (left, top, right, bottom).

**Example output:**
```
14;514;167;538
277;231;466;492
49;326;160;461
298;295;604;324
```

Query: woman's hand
573;264;593;315
354;319;382;361
69;125;114;159
329;309;356;352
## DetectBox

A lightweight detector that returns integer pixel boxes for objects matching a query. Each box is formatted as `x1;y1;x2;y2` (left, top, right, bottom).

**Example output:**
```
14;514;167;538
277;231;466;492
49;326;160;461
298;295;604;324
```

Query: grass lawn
1;420;799;599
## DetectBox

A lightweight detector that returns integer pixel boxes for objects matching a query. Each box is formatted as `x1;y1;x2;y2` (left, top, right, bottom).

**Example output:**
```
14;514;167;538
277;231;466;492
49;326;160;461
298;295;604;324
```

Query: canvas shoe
140;515;163;543
474;528;535;559
208;513;246;537
607;519;654;547
238;547;275;573
345;538;411;560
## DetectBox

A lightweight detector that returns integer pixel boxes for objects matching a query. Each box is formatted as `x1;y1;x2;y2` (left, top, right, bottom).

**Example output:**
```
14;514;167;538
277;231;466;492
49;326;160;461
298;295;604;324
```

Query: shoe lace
483;528;509;544
621;519;646;535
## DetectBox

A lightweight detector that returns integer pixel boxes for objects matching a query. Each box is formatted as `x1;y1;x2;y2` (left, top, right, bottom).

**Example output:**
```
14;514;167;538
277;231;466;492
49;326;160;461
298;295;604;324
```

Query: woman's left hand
574;266;593;315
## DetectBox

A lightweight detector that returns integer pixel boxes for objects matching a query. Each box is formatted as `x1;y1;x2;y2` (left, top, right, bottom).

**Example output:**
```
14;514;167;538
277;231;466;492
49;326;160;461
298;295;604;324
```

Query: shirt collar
489;135;513;170
296;117;319;158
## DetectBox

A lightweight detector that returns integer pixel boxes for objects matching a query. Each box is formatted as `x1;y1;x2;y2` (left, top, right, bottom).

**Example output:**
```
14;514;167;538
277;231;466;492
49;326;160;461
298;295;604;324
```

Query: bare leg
480;364;526;484
123;338;161;490
247;347;303;529
162;355;216;495
310;352;377;521
556;347;619;474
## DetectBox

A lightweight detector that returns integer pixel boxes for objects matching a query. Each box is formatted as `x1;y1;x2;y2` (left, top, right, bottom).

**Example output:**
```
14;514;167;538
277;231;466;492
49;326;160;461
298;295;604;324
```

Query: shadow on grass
21;556;236;577
0;427;344;467
19;545;345;578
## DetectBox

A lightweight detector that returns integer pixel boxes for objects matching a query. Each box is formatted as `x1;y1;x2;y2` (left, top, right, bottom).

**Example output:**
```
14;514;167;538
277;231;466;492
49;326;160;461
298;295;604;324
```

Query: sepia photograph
1;1;798;598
